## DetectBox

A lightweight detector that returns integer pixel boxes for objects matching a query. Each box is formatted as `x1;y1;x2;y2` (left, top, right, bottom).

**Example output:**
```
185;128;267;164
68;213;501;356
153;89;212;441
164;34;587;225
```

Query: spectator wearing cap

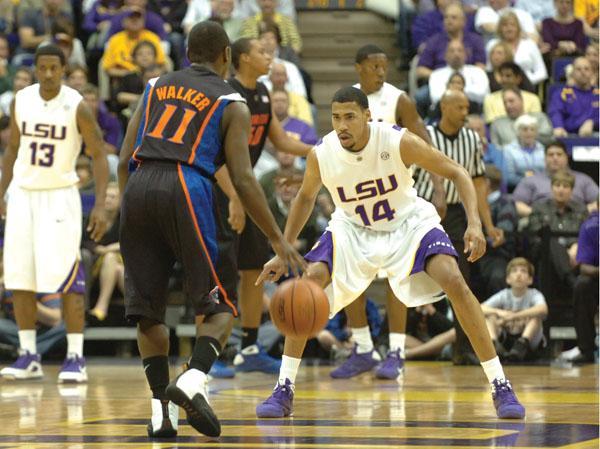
104;0;167;44
490;87;553;146
502;114;546;190
102;7;165;78
513;141;598;216
549;56;599;137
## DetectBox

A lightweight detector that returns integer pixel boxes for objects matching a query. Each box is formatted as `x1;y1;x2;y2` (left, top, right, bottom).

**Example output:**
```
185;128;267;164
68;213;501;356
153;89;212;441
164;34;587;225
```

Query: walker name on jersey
21;122;67;140
336;174;398;203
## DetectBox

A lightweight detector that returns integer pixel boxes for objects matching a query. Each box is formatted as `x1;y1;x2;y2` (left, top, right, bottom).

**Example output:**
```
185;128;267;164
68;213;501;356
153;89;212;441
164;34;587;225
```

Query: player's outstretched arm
222;101;306;276
268;110;312;157
256;148;323;284
0;100;20;218
78;101;109;242
118;98;144;195
400;131;486;262
396;93;447;219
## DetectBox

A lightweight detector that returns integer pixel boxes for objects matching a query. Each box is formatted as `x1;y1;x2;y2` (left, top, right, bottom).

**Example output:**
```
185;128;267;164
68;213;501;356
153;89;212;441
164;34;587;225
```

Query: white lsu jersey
353;82;404;124
316;122;436;232
13;84;83;190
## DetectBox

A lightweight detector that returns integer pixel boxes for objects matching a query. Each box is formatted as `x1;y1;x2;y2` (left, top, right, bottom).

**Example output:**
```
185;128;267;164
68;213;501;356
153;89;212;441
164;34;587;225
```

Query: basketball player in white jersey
0;45;109;382
255;87;525;420
332;44;447;380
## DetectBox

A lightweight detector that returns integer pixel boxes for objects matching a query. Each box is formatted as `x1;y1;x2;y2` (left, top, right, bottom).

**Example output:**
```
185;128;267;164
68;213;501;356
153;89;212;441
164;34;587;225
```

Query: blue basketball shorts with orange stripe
120;161;237;324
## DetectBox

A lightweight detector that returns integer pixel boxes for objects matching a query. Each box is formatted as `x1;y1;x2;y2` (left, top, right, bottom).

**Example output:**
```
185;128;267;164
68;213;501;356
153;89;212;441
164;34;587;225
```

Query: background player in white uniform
255;87;525;421
330;44;448;380
0;45;109;383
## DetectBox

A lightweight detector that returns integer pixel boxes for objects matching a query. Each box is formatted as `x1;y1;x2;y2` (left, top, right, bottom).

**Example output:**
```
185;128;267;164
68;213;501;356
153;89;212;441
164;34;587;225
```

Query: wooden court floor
0;359;597;448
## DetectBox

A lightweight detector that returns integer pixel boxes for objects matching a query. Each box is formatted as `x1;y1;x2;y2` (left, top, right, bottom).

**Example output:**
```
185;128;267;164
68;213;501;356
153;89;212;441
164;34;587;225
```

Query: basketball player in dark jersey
117;22;305;439
211;37;312;375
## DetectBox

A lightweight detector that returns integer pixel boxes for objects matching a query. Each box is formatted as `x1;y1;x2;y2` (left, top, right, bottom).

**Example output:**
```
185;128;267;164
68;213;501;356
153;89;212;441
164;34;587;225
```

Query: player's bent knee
304;262;330;288
438;270;470;301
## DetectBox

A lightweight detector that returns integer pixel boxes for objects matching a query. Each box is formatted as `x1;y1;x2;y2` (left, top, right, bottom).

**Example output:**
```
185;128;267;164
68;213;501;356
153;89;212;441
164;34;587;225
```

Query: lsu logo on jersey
21;123;67;140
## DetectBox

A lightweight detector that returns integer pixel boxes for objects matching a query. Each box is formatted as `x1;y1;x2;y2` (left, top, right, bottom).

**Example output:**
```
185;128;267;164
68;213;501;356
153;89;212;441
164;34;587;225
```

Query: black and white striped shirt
414;125;486;204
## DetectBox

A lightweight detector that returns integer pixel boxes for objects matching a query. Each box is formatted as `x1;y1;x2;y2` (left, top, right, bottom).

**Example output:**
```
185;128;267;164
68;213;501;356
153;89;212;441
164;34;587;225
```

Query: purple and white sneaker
0;350;43;380
256;379;294;418
375;350;405;379
330;346;380;379
492;378;525;419
58;355;88;383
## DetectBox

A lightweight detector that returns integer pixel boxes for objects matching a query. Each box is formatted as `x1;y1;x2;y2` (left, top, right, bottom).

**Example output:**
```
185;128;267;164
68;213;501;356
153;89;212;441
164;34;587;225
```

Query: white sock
389;333;406;357
351;326;374;354
18;330;36;354
67;333;84;358
480;356;506;384
279;355;301;385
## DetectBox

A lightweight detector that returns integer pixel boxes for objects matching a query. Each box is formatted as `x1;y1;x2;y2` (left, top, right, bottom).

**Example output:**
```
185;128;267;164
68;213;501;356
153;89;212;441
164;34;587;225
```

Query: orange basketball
269;278;330;339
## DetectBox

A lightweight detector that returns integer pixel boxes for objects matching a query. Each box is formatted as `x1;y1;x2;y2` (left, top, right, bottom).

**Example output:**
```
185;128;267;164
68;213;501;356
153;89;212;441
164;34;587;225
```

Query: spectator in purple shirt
271;88;318;146
541;0;587;57
81;83;122;156
572;210;599;363
549;57;599;137
513;140;598;216
83;0;124;35
411;0;476;52
417;2;486;76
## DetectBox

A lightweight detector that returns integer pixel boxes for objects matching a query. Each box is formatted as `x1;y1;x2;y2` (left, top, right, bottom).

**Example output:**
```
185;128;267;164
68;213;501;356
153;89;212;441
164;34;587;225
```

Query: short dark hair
132;40;157;58
187;21;230;64
231;37;254;70
35;44;66;66
545;140;568;155
258;20;282;45
355;44;386;64
499;61;523;76
332;86;369;109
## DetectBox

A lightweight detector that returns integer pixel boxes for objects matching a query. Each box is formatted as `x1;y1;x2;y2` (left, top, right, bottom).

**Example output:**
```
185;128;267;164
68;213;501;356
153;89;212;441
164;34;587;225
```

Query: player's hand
87;205;108;242
256;255;286;285
227;197;246;234
487;226;505;248
0;197;6;220
255;240;307;285
463;223;486;262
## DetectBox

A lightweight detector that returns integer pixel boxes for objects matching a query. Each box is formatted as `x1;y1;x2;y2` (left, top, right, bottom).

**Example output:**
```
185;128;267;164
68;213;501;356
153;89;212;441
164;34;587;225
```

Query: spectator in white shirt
486;12;548;85
429;39;490;106
475;0;538;41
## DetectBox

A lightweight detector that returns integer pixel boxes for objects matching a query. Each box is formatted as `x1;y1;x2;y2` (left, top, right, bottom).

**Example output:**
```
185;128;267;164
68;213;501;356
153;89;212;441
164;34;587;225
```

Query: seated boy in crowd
481;257;548;362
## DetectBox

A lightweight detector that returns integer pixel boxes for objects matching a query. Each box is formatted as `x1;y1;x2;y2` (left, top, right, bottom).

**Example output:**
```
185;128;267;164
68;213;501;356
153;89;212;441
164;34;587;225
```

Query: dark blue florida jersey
133;65;245;177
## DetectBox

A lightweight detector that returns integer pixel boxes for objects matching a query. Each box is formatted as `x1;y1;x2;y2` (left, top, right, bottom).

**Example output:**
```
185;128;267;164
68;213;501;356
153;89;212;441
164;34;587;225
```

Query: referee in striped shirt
414;90;504;364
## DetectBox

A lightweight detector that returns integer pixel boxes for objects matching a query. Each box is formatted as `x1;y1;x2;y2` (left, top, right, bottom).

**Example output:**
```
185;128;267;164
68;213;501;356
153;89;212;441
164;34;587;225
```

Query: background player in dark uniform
212;37;312;374
117;22;305;439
